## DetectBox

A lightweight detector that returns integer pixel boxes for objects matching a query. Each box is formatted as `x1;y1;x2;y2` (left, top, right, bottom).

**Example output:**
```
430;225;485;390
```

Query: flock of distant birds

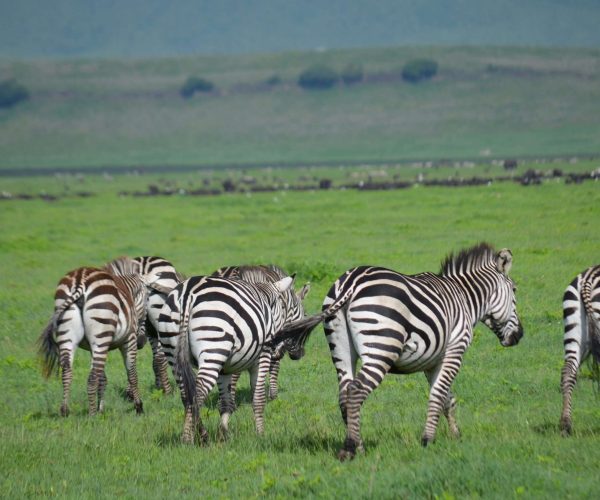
37;246;599;460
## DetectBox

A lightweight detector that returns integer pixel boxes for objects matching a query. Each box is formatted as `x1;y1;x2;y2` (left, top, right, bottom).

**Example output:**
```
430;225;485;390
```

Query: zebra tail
38;314;60;378
271;283;355;345
38;286;85;378
175;303;197;420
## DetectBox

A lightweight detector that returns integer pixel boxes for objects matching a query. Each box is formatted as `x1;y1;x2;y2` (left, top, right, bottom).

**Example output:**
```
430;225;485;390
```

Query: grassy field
2;45;600;169
1;173;599;497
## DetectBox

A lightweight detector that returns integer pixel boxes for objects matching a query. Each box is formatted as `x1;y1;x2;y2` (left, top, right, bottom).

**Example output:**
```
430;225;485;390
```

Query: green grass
1;175;599;497
2;45;600;169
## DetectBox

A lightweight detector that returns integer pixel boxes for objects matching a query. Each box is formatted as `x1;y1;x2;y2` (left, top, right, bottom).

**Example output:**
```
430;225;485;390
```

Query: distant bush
341;63;364;85
180;76;215;98
298;65;339;90
0;79;30;108
265;74;282;86
401;59;438;83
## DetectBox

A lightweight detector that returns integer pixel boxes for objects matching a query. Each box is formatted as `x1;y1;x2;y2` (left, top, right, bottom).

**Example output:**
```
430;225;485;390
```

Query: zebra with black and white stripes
104;256;184;394
560;265;600;436
274;243;523;460
157;273;294;444
38;265;152;416
211;265;310;401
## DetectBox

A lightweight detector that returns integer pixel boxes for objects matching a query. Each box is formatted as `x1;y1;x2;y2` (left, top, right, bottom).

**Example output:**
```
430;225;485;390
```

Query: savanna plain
1;168;599;498
1;45;600;498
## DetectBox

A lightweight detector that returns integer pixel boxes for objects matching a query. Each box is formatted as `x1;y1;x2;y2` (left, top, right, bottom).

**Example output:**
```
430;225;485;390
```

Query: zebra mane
439;242;497;277
104;256;140;276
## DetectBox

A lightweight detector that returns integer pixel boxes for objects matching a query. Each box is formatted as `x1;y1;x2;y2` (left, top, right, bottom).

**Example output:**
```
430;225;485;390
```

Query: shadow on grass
533;420;600;437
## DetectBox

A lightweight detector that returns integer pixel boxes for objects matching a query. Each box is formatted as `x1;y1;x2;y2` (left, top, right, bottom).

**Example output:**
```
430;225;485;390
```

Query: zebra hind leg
183;365;221;446
149;330;172;395
59;348;74;417
97;371;108;414
560;359;579;436
338;362;393;461
120;335;144;415
217;374;236;440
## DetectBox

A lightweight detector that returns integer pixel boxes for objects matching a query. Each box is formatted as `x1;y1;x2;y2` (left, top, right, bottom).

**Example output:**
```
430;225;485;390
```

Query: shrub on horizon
0;79;30;108
180;76;215;98
401;59;438;83
298;64;339;90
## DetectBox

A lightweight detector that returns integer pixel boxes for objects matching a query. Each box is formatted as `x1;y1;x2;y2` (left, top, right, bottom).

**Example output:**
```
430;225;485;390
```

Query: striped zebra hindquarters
37;267;144;416
560;265;600;436
162;274;294;445
211;265;310;404
105;255;183;394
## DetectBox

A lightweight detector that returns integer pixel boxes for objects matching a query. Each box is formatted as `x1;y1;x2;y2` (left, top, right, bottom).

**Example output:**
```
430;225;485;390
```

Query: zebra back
211;264;308;331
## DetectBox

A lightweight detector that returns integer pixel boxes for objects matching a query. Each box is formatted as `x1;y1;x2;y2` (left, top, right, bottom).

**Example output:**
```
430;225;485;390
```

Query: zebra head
481;248;524;347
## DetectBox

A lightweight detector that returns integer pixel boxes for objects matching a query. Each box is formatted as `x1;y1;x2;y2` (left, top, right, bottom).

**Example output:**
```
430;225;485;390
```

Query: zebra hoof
198;428;209;446
125;389;135;402
337;448;356;462
60;405;70;417
421;436;433;447
560;420;572;437
135;401;144;415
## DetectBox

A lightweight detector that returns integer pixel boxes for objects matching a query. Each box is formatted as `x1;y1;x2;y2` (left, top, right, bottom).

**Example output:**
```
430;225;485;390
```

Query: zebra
104;255;185;394
560;265;600;436
211;265;310;402
38;265;153;416
273;243;523;460
157;273;294;444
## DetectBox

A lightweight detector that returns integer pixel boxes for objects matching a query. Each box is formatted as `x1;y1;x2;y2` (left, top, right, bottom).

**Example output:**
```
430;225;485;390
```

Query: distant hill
1;0;600;59
1;45;600;170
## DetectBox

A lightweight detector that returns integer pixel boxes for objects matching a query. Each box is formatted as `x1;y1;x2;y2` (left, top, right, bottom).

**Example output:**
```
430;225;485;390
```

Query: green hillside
1;46;600;170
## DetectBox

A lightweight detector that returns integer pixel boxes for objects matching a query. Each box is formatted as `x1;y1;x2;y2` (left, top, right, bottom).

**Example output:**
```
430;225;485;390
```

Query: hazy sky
1;0;600;58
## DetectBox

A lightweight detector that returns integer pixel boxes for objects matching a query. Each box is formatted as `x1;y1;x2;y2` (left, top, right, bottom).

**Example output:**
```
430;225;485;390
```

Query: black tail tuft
38;315;60;378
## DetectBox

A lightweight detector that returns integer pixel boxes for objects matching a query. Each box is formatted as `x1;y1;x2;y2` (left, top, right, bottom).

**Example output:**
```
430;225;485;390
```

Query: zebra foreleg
229;372;241;409
120;334;143;415
268;358;281;400
217;373;236;440
425;370;460;439
249;351;272;435
560;358;580;436
422;352;464;446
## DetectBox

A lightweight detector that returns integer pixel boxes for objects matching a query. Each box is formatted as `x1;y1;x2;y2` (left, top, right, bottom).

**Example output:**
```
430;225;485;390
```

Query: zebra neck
444;270;493;328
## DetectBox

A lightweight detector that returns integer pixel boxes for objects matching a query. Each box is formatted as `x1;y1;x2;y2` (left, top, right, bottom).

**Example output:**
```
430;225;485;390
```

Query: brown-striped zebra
38;266;151;416
274;243;523;460
157;274;294;444
560;265;600;436
104;256;184;394
211;265;310;402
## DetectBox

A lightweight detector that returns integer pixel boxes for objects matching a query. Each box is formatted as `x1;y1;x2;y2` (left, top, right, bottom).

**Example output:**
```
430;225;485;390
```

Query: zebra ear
495;248;513;275
297;282;311;301
274;275;294;294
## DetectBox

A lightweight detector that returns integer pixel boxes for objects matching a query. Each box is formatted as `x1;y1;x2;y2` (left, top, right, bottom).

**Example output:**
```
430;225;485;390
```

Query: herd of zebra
37;243;600;460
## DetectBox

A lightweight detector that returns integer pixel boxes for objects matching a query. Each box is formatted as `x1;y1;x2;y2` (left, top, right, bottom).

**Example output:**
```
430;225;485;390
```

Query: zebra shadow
533;421;600;437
